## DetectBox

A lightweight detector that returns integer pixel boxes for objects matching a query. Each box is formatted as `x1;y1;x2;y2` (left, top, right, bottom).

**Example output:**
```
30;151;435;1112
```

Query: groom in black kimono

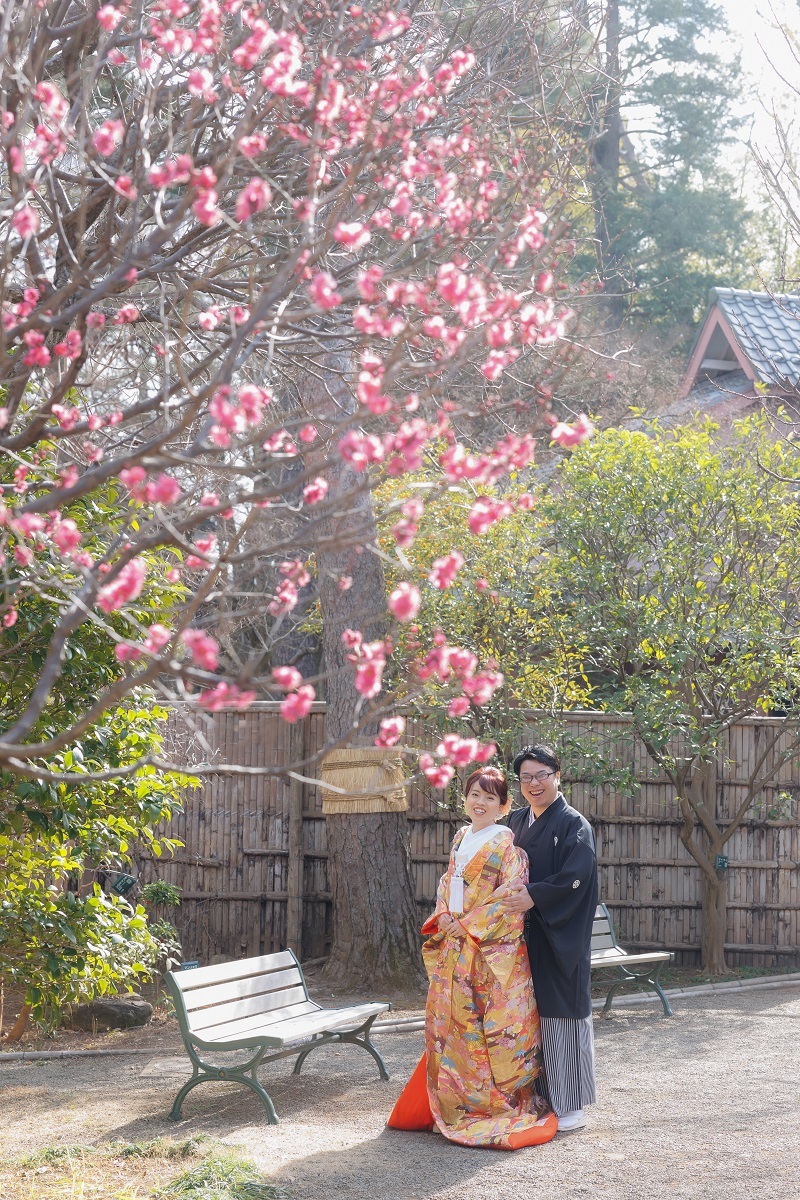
504;743;598;1133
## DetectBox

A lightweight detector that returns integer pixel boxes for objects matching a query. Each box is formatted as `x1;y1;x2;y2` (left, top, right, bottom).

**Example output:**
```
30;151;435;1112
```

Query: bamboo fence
133;704;800;968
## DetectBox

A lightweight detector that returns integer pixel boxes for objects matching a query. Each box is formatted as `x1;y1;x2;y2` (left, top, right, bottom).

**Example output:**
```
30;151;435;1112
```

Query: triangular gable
678;305;755;399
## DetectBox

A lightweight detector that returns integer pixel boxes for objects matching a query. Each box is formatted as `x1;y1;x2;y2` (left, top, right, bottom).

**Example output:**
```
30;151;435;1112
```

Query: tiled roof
712;288;800;386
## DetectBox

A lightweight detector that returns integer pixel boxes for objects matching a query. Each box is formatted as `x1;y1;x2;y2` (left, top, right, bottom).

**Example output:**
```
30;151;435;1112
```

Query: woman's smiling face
464;781;505;830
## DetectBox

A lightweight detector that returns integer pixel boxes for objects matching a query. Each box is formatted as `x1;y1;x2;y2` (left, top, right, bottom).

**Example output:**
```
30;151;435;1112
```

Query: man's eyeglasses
519;770;556;785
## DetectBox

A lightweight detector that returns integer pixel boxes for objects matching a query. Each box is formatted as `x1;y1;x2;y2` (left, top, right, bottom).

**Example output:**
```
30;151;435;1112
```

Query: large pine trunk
306;357;425;990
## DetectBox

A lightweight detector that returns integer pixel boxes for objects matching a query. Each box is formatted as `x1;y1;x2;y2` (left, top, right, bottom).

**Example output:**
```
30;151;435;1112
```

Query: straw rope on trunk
320;746;408;814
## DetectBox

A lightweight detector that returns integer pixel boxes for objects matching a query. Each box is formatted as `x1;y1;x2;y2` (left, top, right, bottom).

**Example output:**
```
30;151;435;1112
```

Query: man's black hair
512;743;561;777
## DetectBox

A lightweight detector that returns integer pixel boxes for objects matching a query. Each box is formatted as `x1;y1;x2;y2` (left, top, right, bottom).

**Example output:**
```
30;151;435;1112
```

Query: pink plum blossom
338;429;385;470
97;4;124;30
269;578;299;616
448;648;478;678
235;177;272;221
193;189;222;226
97;557;147;612
145;474;182;504
12;206;40;238
115;643;141;663
199;683;257;711
238;133;267;158
181;628;220;670
33;82;68;120
375;716;406;747
113;304;139;325
462;669;504;706
303;477;328;505
119;466;147;498
307;271;342;308
23;330;50;367
280;684;316;722
197;305;222;331
550;414;595;447
388;581;421;622
187;67;218;101
93;119;125;156
272;666;303;691
468;496;513;535
52;519;82;554
419;753;455;789
436;733;496;767
115;176;137;199
144;624;172;654
14;513;46;537
332;220;371;249
53;330;83;360
186;534;218;569
448;695;471;717
428;550;464;589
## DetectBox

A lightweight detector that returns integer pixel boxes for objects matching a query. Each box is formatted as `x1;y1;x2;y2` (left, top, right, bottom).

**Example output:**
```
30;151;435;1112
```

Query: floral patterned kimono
391;825;555;1149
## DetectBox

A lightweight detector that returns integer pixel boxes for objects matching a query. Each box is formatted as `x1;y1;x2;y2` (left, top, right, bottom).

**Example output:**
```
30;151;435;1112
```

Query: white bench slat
182;966;305;1014
172;950;298;992
188;985;311;1034
591;933;616;951
192;999;322;1044
207;1002;390;1046
591;947;628;964
606;950;671;967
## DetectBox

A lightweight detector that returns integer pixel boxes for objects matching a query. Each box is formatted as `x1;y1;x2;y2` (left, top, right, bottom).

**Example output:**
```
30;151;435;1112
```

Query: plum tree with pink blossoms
0;0;594;985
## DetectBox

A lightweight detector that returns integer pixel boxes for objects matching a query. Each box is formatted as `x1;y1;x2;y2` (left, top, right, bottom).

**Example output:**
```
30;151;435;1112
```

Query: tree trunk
700;868;729;976
677;763;729;976
591;0;627;329
5;1003;31;1043
306;355;425;990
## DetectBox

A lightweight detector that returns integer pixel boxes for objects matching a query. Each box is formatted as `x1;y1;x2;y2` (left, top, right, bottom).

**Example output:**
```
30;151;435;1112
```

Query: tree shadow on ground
266;1126;528;1200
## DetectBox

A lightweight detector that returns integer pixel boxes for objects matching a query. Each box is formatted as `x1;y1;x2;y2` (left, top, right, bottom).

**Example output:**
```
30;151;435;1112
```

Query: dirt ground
1;985;799;1200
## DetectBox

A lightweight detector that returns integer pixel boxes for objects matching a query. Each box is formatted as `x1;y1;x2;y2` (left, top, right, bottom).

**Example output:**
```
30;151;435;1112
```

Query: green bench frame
165;949;390;1123
591;903;674;1016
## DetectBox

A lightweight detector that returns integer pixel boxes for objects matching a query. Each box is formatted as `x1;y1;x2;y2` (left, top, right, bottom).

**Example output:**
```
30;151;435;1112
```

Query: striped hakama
535;1016;596;1116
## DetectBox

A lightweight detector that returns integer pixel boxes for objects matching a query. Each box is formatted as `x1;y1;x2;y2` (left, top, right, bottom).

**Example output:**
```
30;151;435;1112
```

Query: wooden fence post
285;718;305;955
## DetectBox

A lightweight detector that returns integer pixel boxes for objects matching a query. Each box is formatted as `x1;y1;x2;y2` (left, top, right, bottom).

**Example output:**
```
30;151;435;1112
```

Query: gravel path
2;987;799;1199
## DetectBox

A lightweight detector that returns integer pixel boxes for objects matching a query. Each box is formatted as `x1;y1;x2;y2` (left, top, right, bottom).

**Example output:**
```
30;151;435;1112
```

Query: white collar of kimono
455;823;507;863
527;792;565;826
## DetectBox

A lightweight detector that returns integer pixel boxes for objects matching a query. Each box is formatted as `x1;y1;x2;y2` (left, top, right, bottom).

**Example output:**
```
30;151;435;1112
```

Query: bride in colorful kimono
388;766;557;1149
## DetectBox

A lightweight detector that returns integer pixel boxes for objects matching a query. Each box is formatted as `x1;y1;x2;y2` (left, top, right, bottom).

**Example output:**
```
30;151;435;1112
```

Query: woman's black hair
512;743;561;777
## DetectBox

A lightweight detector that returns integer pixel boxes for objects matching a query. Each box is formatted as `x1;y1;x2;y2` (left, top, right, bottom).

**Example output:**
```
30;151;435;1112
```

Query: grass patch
6;1140;287;1200
157;1156;288;1199
21;1144;98;1168
109;1137;209;1161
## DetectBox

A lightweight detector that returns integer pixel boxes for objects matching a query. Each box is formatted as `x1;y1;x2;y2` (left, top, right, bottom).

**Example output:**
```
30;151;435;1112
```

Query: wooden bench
591;903;674;1016
165;949;390;1123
